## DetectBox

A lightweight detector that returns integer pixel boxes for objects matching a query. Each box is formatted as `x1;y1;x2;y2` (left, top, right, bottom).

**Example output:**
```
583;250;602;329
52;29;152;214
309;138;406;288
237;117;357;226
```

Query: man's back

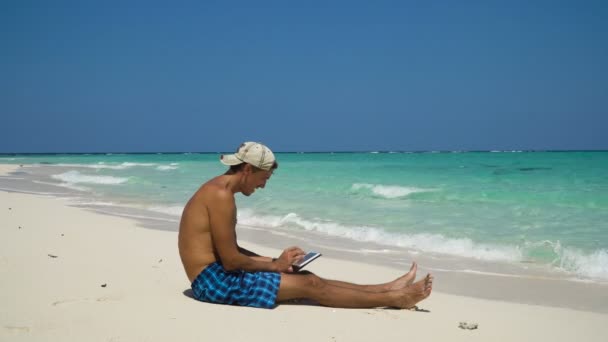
178;176;234;282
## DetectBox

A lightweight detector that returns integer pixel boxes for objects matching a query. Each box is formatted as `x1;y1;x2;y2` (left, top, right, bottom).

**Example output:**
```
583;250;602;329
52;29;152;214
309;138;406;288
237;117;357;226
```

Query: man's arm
208;189;301;272
238;246;273;262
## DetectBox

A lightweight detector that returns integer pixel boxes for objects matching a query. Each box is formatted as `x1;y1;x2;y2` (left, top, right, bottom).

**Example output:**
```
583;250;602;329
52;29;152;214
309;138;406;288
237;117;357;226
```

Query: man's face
242;166;273;196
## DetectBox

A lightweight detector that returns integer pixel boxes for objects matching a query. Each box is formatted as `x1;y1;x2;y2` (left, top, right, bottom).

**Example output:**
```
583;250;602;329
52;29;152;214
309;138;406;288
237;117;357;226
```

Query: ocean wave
519;240;608;279
351;183;433;199
51;171;129;185
156;164;179;171
237;209;521;262
554;244;608;280
55;162;158;170
528;240;608;280
237;209;608;281
120;162;157;167
33;179;90;192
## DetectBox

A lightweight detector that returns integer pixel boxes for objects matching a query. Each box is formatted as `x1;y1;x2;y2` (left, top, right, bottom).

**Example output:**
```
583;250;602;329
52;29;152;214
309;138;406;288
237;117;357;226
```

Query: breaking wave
237;209;521;261
236;209;608;281
51;171;129;185
351;183;433;199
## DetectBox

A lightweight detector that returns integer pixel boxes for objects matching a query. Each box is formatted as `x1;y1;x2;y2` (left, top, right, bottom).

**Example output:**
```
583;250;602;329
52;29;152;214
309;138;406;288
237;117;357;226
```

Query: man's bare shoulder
179;176;234;236
184;176;234;213
198;176;234;202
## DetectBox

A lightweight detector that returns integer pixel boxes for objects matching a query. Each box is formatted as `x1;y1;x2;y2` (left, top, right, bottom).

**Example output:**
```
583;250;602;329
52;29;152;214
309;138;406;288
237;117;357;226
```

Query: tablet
292;252;322;271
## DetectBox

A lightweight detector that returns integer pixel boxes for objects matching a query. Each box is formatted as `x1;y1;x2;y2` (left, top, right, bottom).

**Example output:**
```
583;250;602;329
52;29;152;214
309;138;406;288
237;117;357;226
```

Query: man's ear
242;163;253;175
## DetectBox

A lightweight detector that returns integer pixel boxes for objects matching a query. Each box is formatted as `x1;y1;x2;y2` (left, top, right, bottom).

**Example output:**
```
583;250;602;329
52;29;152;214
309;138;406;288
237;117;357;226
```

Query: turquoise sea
1;151;607;281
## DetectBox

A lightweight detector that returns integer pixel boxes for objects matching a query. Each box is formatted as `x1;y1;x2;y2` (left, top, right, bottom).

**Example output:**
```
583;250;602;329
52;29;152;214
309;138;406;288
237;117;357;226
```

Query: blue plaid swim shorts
191;262;281;309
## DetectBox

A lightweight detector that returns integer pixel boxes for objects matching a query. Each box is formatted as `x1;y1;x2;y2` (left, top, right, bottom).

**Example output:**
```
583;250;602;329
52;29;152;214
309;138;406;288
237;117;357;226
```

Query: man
178;142;432;309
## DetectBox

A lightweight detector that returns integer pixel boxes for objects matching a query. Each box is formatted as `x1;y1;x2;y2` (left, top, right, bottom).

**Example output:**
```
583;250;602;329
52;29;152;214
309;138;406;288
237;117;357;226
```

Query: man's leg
316;262;420;293
276;271;432;309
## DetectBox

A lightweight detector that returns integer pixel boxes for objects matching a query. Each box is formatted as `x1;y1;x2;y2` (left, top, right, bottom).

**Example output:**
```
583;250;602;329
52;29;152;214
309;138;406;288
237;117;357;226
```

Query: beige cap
220;142;276;171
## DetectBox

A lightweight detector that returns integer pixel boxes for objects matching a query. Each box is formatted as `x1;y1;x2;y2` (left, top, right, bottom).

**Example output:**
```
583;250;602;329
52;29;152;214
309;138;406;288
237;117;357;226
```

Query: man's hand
274;246;306;272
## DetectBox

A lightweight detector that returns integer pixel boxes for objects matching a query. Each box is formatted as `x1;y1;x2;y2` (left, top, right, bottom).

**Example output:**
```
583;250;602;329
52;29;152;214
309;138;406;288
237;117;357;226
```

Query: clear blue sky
1;0;607;152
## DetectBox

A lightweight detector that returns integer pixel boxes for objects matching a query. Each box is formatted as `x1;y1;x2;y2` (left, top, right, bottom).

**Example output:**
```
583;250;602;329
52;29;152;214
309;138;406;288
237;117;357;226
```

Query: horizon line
1;149;608;156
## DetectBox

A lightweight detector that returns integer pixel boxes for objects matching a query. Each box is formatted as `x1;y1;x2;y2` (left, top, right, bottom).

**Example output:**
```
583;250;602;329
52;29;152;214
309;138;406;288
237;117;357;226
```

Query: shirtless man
178;142;432;309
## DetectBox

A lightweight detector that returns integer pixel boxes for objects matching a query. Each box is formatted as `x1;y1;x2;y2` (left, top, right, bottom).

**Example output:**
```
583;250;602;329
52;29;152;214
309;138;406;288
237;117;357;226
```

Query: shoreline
2;190;608;341
0;164;21;176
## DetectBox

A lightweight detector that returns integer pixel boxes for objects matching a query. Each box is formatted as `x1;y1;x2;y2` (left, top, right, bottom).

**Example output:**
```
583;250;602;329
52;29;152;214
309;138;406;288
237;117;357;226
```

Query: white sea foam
518;240;608;280
51;171;129;185
351;183;433;199
236;208;608;280
56;162;157;170
156;164;179;171
120;162;156;167
55;163;127;170
236;205;608;280
33;180;90;192
237;209;521;262
556;247;608;280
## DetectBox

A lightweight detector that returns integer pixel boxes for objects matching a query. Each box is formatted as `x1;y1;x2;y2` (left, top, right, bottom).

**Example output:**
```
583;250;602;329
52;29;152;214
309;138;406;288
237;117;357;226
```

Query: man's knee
278;272;326;301
302;273;325;290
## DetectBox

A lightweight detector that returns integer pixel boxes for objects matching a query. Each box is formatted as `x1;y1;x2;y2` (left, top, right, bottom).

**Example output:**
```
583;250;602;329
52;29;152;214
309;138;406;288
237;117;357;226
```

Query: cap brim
220;153;243;166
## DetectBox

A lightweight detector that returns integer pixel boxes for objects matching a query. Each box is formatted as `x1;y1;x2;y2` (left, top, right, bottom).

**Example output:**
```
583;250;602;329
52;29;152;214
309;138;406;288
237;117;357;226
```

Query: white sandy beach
1;187;607;341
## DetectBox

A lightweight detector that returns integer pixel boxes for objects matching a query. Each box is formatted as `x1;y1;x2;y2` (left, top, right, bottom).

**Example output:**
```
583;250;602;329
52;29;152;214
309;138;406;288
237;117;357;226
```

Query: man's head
220;142;278;171
220;142;278;196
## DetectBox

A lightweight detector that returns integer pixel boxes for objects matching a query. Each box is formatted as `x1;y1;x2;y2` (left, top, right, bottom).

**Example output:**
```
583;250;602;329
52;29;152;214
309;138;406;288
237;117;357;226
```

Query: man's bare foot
388;262;417;290
394;273;433;309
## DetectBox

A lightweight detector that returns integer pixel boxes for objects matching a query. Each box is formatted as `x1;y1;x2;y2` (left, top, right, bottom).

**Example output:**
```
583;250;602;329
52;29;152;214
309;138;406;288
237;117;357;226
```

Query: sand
1;189;607;342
